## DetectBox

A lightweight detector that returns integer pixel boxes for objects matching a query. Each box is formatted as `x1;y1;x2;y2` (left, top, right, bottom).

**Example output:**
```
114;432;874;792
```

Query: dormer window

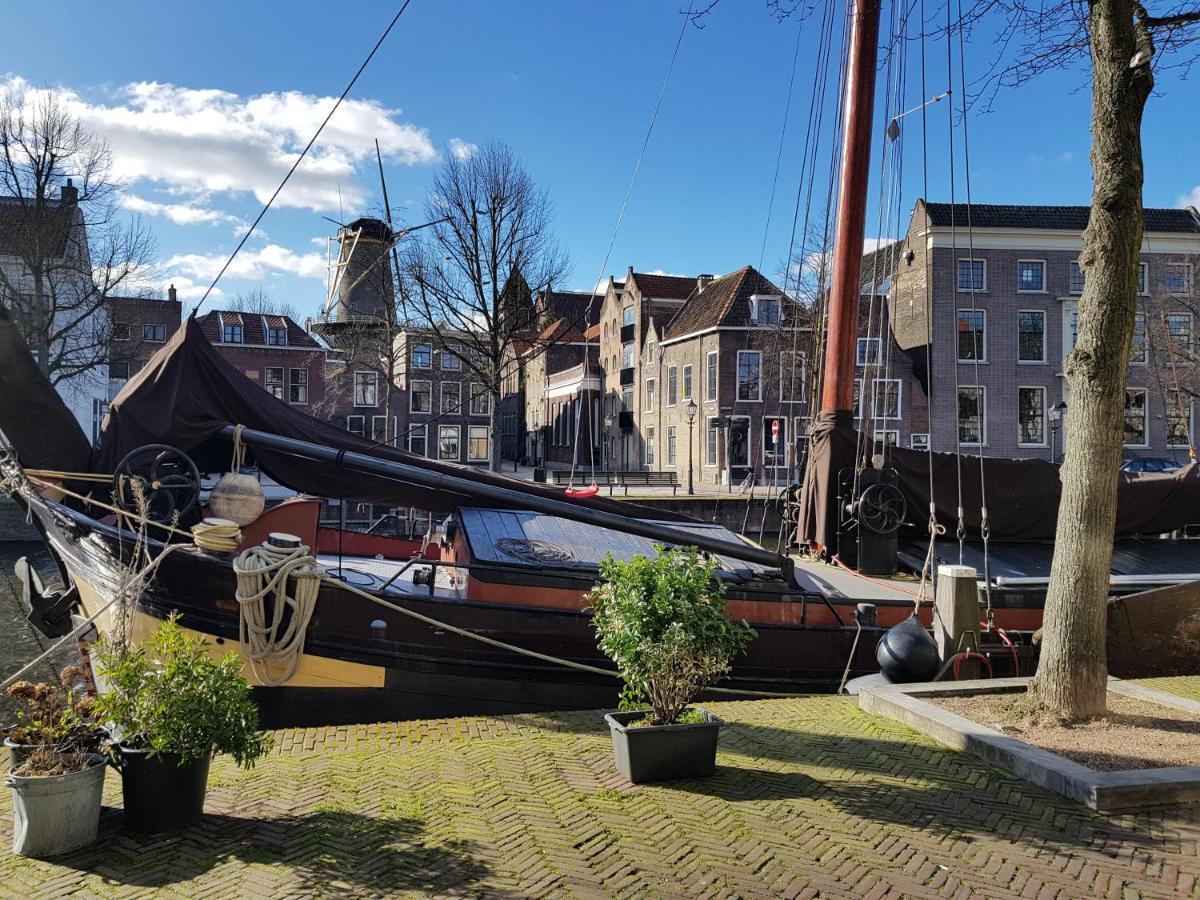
267;326;288;346
749;295;781;326
222;324;243;343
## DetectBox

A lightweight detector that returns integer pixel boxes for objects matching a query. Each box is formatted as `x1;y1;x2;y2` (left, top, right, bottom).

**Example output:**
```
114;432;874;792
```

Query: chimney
60;178;78;205
168;284;177;303
697;274;714;293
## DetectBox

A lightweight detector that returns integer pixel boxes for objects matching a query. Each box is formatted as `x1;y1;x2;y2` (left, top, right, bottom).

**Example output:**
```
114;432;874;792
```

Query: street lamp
685;398;698;495
1048;401;1067;463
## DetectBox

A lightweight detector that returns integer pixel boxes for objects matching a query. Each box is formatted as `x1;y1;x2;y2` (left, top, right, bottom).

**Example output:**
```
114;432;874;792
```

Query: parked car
1120;457;1182;473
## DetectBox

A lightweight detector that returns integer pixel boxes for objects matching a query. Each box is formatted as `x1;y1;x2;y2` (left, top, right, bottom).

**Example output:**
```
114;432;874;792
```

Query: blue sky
4;0;1198;318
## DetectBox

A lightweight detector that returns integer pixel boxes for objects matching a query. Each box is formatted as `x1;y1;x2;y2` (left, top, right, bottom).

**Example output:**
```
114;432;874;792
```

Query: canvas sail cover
91;318;689;520
798;410;1200;546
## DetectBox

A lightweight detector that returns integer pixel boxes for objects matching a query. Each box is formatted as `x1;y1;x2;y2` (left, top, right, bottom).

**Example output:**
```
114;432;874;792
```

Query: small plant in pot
588;546;755;784
4;672;108;857
93;615;272;833
4;668;105;769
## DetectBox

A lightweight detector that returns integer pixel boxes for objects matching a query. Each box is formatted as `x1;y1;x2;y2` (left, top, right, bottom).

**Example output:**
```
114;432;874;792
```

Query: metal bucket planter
116;746;211;833
4;737;49;772
604;709;724;784
5;754;107;857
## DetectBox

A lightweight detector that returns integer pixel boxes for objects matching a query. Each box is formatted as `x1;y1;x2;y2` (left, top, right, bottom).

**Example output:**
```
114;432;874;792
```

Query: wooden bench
551;469;679;495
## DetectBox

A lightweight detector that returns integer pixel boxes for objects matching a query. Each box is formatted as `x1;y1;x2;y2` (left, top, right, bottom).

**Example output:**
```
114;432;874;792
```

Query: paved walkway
2;691;1198;898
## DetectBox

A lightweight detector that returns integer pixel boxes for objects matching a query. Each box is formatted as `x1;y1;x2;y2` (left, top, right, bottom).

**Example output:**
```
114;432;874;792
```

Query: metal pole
223;424;787;571
819;0;883;414
687;417;695;495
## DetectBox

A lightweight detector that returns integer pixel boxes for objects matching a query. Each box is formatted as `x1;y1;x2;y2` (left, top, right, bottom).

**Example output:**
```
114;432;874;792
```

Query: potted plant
5;746;108;857
588;546;755;784
4;668;104;770
93;616;272;833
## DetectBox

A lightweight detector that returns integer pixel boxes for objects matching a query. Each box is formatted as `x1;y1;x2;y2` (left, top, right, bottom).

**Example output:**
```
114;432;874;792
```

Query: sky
3;0;1198;319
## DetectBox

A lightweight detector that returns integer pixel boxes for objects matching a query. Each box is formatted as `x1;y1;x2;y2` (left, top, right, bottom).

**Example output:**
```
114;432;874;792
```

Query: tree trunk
1029;0;1153;719
490;389;503;472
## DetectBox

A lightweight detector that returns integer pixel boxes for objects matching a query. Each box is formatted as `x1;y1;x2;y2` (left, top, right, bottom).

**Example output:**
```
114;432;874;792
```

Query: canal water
0;542;77;719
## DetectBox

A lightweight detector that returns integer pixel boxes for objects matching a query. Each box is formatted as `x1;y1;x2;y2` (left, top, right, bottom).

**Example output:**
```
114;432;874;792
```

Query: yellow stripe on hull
71;569;386;689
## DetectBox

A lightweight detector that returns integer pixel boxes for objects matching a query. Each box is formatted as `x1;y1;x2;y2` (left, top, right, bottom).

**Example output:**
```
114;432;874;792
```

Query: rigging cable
191;0;416;315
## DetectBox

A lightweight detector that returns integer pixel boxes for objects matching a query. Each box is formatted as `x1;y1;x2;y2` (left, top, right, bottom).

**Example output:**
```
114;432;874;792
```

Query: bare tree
0;89;156;394
232;286;300;322
400;142;570;470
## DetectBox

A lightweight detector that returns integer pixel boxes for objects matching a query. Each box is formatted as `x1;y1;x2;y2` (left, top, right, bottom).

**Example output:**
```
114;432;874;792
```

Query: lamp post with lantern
1049;401;1067;463
685;398;698;495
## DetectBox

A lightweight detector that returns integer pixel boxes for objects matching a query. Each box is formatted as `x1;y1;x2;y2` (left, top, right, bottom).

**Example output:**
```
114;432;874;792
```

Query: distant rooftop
923;202;1200;234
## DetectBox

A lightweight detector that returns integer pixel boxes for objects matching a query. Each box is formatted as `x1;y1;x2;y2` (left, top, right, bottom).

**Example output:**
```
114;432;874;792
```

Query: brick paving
1;690;1198;898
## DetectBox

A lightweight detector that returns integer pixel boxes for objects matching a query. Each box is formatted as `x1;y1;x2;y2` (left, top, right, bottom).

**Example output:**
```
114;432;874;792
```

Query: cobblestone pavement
1;693;1197;898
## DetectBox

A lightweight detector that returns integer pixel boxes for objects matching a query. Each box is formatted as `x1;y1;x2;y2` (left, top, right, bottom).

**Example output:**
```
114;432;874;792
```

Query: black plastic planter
604;709;724;784
117;747;211;833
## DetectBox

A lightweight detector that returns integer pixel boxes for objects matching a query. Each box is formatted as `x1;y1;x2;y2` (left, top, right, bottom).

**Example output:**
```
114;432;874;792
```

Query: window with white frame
762;417;786;467
267;326;288;346
780;351;805;402
956;309;986;362
354;371;379;407
468;425;490;461
706;351;718;401
288;368;308;404
441;351;461;370
666;425;677;466
736;351;762;401
644;341;656;365
853;378;863;418
957;258;986;292
409;424;427;456
1167;312;1193;359
345;415;365;436
1138;262;1149;295
143;323;167;342
441;382;462;414
622;342;634;368
957;386;985;445
751;295;781;325
1167;390;1193;448
856;337;881;366
410;380;432;413
1069;261;1085;295
411;344;432;368
1018;310;1046;362
645;426;656;466
439;425;461;460
667;366;678;406
1017;260;1045;293
370;416;393;443
469;384;490;416
871;379;901;419
1018;386;1046;446
645;377;655;412
1131;313;1148;364
622;306;634;327
910;433;930;451
682;364;693;401
873;430;899;447
265;367;284;399
1165;264;1192;295
706;417;718;466
1124;389;1148;446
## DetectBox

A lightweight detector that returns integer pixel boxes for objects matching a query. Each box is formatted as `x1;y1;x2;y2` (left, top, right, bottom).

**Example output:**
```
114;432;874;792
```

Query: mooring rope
233;543;322;687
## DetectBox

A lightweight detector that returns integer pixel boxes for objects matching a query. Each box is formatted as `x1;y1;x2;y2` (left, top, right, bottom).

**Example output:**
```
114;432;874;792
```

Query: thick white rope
233;543;322;687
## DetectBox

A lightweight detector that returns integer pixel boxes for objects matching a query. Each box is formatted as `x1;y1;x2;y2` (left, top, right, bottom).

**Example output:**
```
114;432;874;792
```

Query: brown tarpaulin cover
92;318;690;521
0;306;93;474
798;410;1200;546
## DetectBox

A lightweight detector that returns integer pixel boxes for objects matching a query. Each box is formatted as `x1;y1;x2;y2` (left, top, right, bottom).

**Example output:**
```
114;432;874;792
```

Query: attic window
750;295;781;326
222;324;243;343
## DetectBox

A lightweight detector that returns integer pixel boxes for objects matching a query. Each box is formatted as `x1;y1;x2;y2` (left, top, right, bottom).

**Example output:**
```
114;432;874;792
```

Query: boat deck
789;555;928;604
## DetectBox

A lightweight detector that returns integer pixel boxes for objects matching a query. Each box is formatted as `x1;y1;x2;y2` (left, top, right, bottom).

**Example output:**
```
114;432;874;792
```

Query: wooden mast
820;0;883;413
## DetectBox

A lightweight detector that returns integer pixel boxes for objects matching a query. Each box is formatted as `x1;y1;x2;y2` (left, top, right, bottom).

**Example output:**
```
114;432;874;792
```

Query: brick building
197;310;327;410
887;201;1200;462
101;286;183;444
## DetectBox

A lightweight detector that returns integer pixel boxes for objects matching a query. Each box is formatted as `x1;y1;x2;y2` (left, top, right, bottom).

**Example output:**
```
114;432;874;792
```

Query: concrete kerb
858;676;1200;813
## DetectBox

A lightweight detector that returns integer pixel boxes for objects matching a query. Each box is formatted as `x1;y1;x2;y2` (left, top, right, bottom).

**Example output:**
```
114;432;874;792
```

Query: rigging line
758;18;808;273
191;0;416;316
954;0;991;608
943;0;966;565
569;0;695;485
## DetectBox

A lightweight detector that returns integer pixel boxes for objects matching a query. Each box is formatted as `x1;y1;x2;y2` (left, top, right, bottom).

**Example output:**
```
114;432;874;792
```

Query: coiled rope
233;542;322;686
192;519;243;553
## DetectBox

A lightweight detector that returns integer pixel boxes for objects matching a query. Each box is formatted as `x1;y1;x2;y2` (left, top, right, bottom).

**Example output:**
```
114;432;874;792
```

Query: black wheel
113;445;201;524
856;482;907;535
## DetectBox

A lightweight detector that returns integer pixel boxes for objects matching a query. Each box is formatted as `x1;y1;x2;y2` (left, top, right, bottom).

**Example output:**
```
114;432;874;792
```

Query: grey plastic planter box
604;709;724;784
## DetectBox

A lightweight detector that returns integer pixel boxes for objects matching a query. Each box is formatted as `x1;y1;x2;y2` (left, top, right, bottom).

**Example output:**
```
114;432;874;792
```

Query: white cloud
120;193;240;226
3;75;438;213
1179;187;1200;209
449;138;478;161
165;244;327;282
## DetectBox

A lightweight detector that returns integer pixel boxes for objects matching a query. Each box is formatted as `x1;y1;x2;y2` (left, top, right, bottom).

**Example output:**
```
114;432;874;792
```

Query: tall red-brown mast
820;0;883;413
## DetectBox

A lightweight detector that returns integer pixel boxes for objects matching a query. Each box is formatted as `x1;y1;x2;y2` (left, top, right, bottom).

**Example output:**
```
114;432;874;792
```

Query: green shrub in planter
589;547;755;783
93;616;272;831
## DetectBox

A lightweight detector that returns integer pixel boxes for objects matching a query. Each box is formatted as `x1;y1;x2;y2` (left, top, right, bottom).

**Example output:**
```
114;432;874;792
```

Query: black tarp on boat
91;318;689;520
